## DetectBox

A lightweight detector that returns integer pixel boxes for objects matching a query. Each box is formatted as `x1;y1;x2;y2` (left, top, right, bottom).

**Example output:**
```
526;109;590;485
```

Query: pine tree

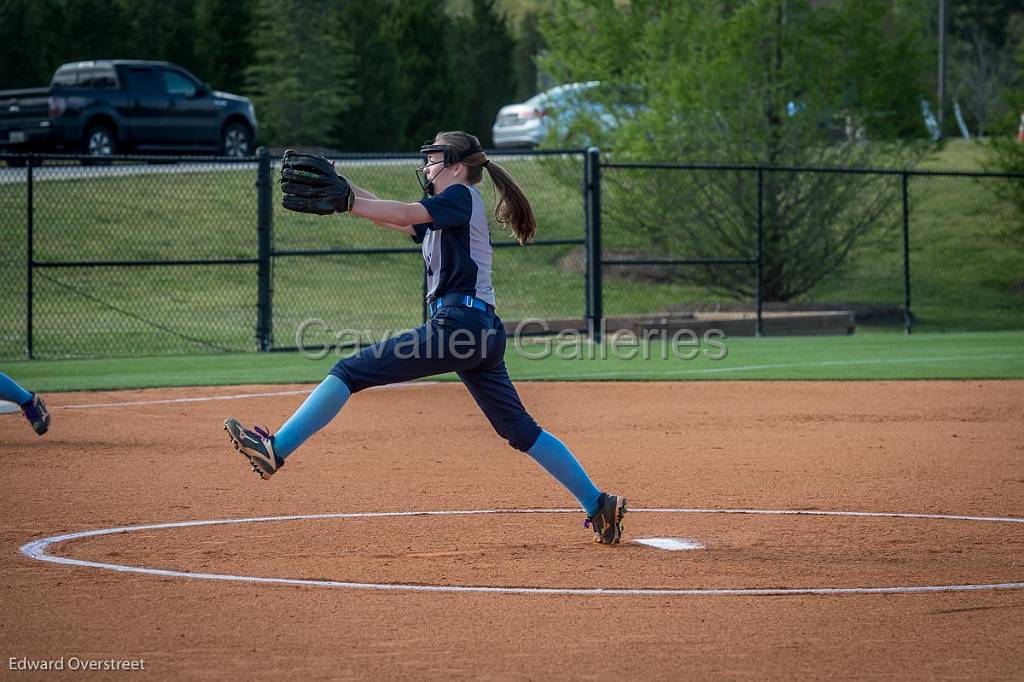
117;0;199;73
511;11;544;101
330;0;404;152
380;0;455;149
246;0;359;147
195;0;255;92
449;0;518;146
0;0;45;88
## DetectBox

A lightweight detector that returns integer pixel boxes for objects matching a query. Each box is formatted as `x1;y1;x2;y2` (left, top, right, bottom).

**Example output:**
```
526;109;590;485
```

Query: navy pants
330;304;542;452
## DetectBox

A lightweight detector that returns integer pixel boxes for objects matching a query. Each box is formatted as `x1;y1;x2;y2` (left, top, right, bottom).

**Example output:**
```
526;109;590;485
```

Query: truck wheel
221;122;251;158
82;123;116;165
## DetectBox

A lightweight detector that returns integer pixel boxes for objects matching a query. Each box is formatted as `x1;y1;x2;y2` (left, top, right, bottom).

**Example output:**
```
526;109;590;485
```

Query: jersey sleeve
410;223;430;244
418;184;473;229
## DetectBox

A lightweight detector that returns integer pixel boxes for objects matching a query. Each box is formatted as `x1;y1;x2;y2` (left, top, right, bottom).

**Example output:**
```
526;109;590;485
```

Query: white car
491;82;600;149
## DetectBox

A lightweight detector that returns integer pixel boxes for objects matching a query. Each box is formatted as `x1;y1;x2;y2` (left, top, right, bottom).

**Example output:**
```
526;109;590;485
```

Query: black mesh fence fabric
1;151;1020;359
598;160;1023;334
0;150;586;358
906;173;1024;332
600;165;758;318
1;156;259;358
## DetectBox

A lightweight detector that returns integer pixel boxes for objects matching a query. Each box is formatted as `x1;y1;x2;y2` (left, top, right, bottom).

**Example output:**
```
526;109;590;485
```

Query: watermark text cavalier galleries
10;656;146;672
296;317;728;362
512;320;727;362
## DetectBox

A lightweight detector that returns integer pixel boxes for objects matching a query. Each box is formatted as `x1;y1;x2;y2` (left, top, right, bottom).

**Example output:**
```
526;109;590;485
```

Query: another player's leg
457;360;627;544
1;372;49;436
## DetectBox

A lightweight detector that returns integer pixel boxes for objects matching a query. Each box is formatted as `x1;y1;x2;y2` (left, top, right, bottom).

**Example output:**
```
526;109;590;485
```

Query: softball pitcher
224;131;626;544
1;372;49;435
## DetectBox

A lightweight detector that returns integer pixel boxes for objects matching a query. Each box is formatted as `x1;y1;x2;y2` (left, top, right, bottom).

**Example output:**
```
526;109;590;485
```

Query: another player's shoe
584;492;627;544
21;393;50;436
224;418;282;479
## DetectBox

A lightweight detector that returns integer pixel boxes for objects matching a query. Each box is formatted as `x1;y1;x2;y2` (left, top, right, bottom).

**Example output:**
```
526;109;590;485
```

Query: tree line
538;0;1024;301
0;0;543;150
0;0;1020;152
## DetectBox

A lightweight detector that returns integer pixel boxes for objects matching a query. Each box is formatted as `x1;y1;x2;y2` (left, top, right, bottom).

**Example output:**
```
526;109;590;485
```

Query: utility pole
937;0;947;135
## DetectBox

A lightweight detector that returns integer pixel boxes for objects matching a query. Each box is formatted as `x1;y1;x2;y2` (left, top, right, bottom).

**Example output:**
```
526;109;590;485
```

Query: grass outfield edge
2;331;1022;392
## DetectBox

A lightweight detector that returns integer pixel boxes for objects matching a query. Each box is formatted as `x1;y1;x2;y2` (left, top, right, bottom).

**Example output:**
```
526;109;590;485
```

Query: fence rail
593;152;1024;340
1;148;1021;359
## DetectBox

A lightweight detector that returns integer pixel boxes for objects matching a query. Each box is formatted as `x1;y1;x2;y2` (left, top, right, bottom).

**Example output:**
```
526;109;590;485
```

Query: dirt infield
2;380;1023;679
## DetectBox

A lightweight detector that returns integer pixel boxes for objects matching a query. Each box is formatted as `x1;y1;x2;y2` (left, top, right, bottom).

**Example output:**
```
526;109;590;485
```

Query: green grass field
0;141;1021;360
3;330;1022;393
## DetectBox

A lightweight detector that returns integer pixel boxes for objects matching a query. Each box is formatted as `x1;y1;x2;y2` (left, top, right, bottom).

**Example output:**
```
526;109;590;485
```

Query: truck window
78;67;119;89
122;67;163;94
51;68;78;87
162;70;197;98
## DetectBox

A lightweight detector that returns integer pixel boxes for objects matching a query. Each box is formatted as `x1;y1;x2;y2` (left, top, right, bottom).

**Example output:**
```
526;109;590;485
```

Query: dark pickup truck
0;60;257;163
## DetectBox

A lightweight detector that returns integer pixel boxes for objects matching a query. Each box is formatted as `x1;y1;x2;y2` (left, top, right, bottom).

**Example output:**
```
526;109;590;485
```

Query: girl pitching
224;131;625;544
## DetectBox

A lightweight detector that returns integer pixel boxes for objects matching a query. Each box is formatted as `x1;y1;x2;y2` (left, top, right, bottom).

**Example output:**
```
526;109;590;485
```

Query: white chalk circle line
20;508;1024;597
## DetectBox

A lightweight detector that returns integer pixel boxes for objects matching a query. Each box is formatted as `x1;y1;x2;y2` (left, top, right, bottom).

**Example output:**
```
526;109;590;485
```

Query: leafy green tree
948;1;1024;137
983;14;1024;244
246;0;359;147
539;0;931;302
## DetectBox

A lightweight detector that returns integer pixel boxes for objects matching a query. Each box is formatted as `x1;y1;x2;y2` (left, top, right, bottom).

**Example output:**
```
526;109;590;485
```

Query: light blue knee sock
526;430;603;515
0;372;33;406
273;375;351;459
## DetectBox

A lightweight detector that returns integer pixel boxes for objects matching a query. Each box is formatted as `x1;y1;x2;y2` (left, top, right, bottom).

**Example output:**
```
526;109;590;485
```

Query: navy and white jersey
412;183;496;307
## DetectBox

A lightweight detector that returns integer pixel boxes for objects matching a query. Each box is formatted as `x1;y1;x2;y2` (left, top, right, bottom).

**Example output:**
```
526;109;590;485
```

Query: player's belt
430;294;493;316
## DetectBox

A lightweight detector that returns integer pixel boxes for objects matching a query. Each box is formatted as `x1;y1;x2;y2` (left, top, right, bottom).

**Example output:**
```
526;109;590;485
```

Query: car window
539;86;572;107
77;68;119;89
162;70;197;98
529;82;599;109
524;92;548;108
122;68;163;93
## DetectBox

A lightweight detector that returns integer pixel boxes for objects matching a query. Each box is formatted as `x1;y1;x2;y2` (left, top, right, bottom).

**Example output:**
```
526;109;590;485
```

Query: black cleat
224;418;283;479
585;493;627;544
21;394;50;436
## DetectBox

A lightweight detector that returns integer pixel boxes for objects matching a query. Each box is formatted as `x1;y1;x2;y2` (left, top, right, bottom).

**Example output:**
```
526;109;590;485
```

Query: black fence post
902;172;912;335
582;153;591;322
755;167;764;338
422;264;429;324
256;147;273;351
585;147;603;342
26;157;34;359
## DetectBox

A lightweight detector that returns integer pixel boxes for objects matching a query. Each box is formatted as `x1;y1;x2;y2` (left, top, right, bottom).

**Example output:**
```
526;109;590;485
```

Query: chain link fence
1;155;261;359
1;150;1021;359
595;156;1024;335
0;150;587;359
